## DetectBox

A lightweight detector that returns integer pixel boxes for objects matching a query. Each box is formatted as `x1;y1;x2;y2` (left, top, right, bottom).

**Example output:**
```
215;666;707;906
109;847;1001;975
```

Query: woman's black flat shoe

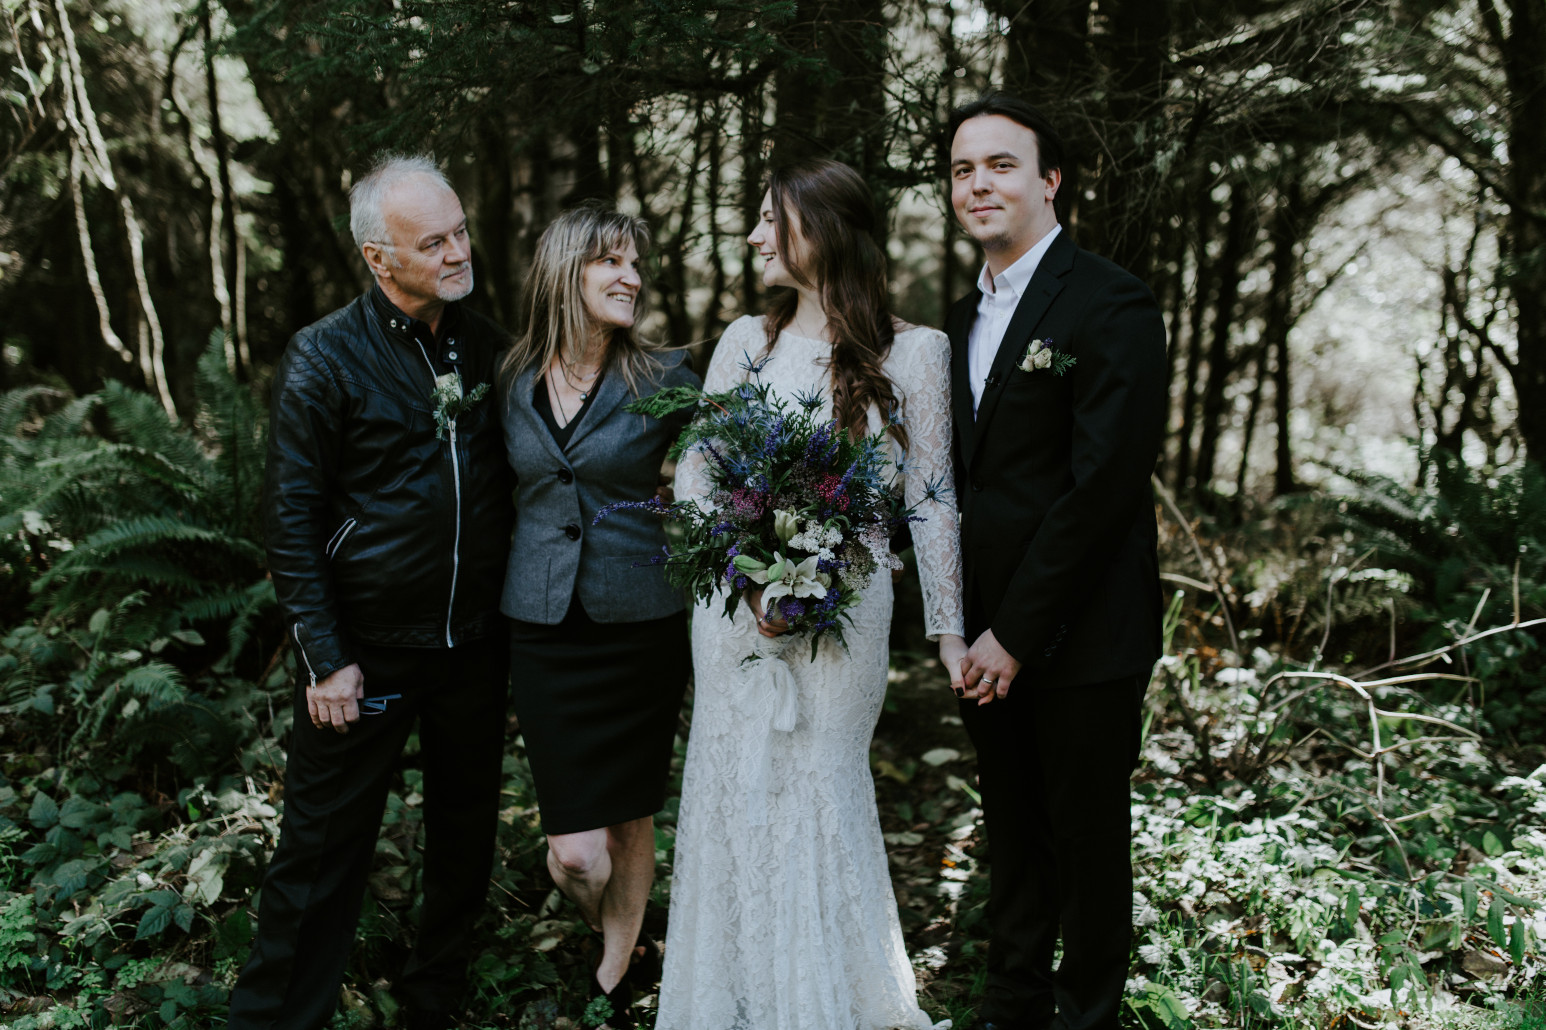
588;973;635;1029
627;929;663;987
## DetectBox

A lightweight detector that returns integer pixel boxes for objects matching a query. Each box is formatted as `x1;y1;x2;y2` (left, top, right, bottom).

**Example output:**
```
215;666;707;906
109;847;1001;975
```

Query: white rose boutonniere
431;371;490;440
1018;338;1076;377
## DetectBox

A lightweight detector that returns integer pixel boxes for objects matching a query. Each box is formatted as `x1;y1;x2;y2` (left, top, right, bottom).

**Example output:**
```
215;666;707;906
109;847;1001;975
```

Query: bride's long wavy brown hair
762;159;907;451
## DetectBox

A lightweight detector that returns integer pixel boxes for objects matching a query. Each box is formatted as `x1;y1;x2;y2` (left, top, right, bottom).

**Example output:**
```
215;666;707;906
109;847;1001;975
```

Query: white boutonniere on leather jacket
431;371;489;440
1018;338;1076;376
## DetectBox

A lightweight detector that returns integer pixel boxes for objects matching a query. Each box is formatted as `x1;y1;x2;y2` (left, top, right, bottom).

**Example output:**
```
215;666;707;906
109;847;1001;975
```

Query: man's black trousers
960;672;1148;1030
228;633;509;1030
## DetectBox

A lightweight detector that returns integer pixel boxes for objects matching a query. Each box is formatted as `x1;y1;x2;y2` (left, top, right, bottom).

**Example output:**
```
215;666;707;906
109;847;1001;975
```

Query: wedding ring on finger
982;677;996;686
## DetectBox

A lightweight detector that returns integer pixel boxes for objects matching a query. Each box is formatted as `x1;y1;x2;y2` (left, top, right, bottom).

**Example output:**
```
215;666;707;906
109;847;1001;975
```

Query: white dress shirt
967;223;1062;416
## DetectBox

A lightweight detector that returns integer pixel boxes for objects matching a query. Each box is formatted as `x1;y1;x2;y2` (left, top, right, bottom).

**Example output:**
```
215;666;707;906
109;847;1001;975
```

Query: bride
656;159;967;1030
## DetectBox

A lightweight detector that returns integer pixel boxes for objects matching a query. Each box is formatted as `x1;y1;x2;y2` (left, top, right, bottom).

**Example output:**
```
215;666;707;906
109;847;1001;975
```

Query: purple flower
778;597;806;620
593;496;671;525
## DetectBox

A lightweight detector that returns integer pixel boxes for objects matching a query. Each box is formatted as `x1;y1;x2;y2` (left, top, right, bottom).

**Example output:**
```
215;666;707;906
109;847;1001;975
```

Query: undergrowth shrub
1333;452;1546;741
0;337;289;1026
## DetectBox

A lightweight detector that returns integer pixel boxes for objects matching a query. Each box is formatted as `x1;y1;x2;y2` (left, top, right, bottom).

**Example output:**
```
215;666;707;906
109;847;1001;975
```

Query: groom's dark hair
945;91;1066;179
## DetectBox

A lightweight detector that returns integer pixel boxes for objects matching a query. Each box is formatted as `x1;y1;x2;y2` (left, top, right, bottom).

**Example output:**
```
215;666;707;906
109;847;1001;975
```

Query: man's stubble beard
978;230;1017;256
439;265;474;302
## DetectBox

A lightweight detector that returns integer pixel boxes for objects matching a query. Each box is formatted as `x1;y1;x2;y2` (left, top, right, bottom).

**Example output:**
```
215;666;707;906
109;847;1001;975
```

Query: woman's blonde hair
501;204;664;395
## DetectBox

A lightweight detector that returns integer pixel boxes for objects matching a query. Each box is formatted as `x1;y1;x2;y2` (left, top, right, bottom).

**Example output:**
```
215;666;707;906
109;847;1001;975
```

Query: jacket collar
509;358;631;459
367;285;467;369
953;230;1077;468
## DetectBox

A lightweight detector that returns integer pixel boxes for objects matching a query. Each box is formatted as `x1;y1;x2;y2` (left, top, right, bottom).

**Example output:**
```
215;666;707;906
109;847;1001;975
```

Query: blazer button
564;523;581;541
971;481;982;492
557;467;574;484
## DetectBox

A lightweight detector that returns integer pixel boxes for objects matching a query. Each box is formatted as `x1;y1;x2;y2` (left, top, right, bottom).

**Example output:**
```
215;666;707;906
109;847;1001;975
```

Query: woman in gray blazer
498;205;698;1024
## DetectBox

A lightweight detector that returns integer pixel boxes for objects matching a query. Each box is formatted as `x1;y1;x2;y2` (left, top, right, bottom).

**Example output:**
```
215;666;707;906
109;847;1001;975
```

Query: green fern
0;333;279;759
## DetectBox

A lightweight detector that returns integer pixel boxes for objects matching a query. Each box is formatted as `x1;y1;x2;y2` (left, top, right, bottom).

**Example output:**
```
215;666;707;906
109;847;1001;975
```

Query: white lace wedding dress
656;316;965;1030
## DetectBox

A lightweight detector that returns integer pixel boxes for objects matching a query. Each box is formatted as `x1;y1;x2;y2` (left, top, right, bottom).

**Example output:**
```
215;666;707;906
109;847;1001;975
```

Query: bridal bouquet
595;355;920;661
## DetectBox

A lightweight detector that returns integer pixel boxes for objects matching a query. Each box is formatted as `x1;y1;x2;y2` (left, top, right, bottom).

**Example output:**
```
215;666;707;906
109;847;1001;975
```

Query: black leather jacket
263;286;514;684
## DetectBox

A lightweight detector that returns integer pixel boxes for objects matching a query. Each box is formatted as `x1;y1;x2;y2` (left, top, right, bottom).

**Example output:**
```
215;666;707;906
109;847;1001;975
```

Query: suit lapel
514;366;569;467
946;295;980;470
564;362;629;452
969;232;1075;456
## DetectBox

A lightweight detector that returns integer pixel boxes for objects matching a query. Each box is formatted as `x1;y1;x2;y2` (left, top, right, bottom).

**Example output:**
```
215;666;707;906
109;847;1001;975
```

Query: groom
946;93;1168;1030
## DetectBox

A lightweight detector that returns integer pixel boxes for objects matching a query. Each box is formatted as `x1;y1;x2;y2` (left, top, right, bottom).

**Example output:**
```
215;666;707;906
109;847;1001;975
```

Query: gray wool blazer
499;349;699;624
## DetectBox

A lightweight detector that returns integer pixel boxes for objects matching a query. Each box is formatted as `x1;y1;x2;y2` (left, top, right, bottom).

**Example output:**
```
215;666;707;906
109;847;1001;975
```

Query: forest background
3;0;1546;1028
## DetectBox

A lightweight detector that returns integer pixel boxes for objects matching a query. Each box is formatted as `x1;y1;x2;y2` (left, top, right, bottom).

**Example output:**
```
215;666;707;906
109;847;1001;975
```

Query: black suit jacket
948;230;1167;689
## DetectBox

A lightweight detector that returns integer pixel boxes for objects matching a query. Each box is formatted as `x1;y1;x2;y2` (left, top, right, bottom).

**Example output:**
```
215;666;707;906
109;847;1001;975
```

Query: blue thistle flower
792;387;825;413
921;474;954;504
737;350;772;377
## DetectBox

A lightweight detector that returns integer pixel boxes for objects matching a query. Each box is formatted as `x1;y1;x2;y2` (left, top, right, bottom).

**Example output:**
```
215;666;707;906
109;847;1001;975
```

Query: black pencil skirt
509;598;690;835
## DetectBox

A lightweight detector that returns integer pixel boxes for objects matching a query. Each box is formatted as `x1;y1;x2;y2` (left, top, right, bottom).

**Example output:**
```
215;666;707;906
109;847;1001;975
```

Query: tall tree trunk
1491;0;1546;463
1173;181;1217;491
202;2;246;377
769;0;890;245
475;115;516;328
1086;0;1172;277
991;0;1092;228
770;0;888;172
739;86;766;318
1233;343;1267;512
704;98;728;341
1263;181;1303;495
661;102;704;350
1192;183;1254;496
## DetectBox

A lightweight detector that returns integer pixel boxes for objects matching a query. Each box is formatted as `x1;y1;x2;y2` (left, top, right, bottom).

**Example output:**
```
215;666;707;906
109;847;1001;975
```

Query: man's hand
938;634;968;698
961;629;1022;705
744;586;789;638
308;663;365;733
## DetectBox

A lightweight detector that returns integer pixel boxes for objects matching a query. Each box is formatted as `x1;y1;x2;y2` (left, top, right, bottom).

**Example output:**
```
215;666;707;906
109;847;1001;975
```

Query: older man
228;155;513;1030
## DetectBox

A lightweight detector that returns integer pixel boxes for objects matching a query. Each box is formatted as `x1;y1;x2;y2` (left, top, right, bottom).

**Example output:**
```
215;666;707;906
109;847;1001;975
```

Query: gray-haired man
228;155;513;1030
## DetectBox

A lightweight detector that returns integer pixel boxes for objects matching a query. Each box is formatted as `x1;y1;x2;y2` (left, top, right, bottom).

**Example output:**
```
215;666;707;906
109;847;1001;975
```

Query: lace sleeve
895;329;966;641
675;317;759;507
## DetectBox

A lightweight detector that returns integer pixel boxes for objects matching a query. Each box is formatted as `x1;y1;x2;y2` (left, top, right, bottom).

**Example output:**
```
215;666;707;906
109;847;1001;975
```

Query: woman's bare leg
547;816;656;993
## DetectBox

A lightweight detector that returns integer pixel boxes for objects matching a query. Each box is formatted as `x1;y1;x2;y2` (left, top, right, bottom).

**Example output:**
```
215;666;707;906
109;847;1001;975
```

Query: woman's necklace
561;364;599;400
561;351;602;400
786;316;829;342
547;375;574;425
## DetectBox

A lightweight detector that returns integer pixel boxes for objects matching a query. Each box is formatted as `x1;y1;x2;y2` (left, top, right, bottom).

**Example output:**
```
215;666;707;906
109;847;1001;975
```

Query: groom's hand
308;663;365;733
962;630;1021;705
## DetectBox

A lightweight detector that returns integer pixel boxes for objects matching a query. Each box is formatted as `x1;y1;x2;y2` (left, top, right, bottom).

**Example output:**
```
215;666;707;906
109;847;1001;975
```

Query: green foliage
224;0;799;151
0;337;285;1027
1334;451;1546;737
0;335;276;765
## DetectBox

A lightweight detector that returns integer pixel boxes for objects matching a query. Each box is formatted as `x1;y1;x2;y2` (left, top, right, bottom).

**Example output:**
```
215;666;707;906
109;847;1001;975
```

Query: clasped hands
943;629;1020;705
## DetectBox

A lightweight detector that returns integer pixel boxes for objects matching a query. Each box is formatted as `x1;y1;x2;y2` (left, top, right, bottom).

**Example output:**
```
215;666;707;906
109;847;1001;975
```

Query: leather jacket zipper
417;342;461;648
293;622;317;687
445;418;462;647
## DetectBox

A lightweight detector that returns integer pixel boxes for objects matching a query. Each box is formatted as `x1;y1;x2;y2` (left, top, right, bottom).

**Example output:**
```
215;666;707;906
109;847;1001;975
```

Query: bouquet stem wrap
745;631;803;827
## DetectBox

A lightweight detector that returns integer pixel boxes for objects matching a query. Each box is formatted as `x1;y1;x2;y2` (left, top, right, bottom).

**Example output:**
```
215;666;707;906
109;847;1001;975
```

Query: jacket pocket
601;553;680;619
325;517;359;560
